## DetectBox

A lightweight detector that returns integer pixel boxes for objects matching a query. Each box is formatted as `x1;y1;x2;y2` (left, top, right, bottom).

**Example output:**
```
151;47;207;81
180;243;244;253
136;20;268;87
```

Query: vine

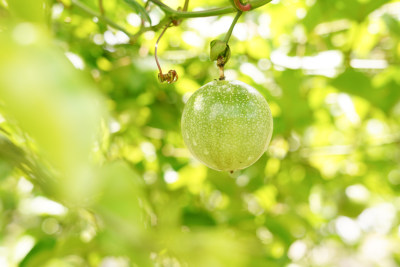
64;0;273;82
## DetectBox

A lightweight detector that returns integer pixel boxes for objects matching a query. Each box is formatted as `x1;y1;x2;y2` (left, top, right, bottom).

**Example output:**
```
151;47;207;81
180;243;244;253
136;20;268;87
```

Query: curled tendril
154;21;178;84
158;69;178;83
234;0;251;11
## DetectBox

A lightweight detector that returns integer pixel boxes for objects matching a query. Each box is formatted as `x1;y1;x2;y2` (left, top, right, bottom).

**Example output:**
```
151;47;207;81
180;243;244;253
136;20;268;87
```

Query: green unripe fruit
181;80;273;172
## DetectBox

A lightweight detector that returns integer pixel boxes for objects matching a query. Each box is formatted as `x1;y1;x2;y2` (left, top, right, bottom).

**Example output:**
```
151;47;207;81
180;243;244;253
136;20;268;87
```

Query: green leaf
182;208;216;227
123;0;151;25
302;0;390;31
363;0;391;18
0;134;25;164
275;70;313;132
7;0;45;22
0;160;12;181
20;238;57;267
331;68;400;113
382;13;400;38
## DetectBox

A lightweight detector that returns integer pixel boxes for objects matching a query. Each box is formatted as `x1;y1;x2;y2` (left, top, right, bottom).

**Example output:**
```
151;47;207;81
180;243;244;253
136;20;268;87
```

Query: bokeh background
1;0;400;266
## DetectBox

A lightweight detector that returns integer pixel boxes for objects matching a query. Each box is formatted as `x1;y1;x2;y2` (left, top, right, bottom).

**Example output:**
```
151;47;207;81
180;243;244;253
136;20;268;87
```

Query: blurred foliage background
1;0;400;266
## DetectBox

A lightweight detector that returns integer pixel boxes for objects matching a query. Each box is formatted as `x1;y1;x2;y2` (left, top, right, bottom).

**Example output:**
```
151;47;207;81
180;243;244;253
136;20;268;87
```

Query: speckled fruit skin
181;80;273;172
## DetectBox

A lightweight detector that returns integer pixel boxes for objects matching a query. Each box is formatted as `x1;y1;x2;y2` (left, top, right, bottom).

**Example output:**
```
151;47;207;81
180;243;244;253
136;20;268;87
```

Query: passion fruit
181;80;273;172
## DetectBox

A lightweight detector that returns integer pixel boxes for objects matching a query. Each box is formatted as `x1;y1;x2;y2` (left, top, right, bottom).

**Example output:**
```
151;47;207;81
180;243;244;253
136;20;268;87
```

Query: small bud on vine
210;40;231;63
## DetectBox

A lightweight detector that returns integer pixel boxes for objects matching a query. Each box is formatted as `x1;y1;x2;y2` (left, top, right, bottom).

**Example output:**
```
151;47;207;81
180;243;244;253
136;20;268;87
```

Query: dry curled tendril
154;22;178;84
154;8;185;84
158;69;178;84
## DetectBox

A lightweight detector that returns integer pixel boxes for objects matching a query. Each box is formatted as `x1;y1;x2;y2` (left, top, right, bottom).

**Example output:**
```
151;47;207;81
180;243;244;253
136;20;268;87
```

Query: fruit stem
214;10;241;80
223;11;242;43
217;56;225;80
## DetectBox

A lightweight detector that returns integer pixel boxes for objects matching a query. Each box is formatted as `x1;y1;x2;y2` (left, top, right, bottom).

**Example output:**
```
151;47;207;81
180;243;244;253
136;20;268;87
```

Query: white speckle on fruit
194;95;203;110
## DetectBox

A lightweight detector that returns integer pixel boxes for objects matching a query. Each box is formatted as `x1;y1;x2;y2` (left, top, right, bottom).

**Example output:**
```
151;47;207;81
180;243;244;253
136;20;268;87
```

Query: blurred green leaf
382;13;400;38
182;207;216;227
20;238;57;267
275;70;313;132
123;0;151;24
331;68;400;113
7;0;45;22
